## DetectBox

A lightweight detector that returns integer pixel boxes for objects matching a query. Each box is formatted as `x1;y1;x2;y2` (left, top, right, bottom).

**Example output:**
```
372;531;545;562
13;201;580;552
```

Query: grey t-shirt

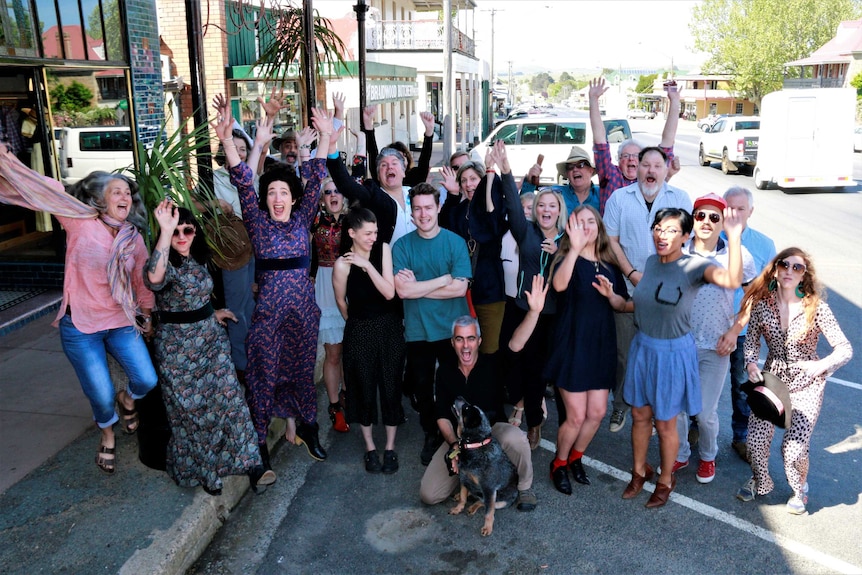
632;254;711;340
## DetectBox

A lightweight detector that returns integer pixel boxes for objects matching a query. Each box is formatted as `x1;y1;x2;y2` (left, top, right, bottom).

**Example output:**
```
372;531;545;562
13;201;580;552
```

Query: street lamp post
354;0;368;112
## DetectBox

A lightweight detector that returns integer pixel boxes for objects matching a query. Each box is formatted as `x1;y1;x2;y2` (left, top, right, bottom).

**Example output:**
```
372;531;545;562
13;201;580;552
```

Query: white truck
753;88;856;190
698;115;760;174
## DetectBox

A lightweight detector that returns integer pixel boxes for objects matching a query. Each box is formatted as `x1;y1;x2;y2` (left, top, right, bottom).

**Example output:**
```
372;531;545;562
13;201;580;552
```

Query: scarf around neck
101;214;142;330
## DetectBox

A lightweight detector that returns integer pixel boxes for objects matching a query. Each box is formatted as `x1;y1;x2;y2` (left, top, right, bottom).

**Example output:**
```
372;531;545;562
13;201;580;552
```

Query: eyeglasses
777;259;807;274
172;226;196;238
620;153;640;160
567;161;591;170
694;211;721;224
652;226;682;237
323;188;340;196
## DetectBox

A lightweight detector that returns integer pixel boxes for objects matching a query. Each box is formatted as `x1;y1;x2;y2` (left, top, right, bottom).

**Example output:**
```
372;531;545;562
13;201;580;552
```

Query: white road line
828;375;862;391
537;439;862;574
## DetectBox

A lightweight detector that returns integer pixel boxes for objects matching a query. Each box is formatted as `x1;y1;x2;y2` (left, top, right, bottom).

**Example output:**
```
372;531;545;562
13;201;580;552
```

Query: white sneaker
737;477;756;502
786;494;808;515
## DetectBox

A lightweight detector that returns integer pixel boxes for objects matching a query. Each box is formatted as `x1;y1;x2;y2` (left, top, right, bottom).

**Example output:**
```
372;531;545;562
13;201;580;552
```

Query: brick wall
0;263;65;289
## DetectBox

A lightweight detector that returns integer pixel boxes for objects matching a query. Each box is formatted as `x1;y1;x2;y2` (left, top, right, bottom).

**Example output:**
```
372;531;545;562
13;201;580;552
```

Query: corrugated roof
785;18;862;66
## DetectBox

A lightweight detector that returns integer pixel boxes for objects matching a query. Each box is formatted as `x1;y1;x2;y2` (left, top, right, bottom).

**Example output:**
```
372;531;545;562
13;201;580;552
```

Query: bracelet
299;144;311;150
320;132;332;136
486;168;495;173
626;269;637;279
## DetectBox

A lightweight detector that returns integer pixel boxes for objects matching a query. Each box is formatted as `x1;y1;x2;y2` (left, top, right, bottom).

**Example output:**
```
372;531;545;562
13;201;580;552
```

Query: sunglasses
777;259;807;274
323;188;340;196
567;161;591;170
172;226;196;238
694;211;721;224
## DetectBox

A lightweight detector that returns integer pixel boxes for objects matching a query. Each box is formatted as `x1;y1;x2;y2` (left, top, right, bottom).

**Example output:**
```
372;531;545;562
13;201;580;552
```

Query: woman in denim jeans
0;143;157;475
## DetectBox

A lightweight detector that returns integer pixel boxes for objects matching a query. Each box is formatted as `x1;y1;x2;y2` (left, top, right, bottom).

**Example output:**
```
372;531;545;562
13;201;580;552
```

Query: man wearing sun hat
671;193;756;484
520;145;600;215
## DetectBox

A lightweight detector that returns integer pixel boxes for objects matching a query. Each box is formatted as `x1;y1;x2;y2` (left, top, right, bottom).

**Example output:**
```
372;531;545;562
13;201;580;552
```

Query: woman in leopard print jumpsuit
737;248;852;514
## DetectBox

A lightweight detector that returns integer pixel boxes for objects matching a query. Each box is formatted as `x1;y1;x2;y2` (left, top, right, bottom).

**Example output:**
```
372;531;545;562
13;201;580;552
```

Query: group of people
0;76;852;516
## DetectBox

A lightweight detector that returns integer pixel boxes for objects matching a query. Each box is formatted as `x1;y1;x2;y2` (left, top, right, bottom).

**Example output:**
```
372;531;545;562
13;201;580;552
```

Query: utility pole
302;0;316;125
184;0;211;191
442;0;453;158
354;0;369;112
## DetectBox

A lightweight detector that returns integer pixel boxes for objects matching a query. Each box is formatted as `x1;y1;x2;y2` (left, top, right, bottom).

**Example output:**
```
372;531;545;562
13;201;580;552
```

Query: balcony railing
367;20;474;56
782;77;845;89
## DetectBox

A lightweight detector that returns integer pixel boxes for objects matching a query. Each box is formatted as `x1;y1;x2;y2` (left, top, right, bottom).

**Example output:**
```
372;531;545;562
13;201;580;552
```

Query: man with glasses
521;146;600;215
671;194;757;483
602;147;692;433
716;187;776;462
588;77;681;214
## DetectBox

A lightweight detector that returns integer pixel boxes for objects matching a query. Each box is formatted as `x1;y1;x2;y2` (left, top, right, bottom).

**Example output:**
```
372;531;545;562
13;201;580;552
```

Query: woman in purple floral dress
214;96;335;468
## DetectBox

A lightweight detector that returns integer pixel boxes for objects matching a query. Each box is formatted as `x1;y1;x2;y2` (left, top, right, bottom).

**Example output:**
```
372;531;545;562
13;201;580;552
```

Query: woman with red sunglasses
736;248;852;514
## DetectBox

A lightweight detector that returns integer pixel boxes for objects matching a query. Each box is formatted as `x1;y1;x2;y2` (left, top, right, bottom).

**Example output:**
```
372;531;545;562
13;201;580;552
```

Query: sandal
117;398;139;435
95;444;115;474
508;406;524;427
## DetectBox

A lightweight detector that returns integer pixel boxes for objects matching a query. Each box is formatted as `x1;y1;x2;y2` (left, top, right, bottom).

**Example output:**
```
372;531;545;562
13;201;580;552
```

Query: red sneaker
696;460;715;484
658;460;688;475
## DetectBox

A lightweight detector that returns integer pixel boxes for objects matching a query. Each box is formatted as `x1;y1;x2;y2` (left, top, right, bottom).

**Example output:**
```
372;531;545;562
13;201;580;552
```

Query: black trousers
404;339;456;433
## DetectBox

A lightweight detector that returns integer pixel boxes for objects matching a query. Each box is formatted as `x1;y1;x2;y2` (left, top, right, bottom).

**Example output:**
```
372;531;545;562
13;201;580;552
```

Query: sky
469;0;708;75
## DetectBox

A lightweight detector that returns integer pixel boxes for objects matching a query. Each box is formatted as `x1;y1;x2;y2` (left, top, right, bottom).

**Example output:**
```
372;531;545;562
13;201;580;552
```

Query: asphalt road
189;120;862;575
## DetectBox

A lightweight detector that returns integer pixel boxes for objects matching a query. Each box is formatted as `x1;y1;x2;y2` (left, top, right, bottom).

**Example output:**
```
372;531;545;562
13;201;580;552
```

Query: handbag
204;212;252;271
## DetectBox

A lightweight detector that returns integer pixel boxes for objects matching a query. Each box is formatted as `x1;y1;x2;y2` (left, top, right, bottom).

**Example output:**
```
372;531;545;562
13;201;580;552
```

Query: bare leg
285;417;296;443
360;424;375;452
384;425;397;451
631;405;654;476
572;389;609;453
323;343;343;403
555;389;586;459
655;416;680;487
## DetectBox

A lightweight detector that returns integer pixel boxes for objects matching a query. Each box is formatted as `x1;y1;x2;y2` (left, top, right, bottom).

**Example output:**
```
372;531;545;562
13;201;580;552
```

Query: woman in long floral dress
145;202;274;495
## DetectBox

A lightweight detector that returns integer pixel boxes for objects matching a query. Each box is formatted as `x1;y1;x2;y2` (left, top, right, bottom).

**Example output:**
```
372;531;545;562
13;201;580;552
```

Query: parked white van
470;114;632;184
59;126;134;185
754;88;855;190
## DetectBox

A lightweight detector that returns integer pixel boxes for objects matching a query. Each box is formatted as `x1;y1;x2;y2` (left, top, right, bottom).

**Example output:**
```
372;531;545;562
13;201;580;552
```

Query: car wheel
753;166;768;190
721;150;734;175
698;145;709;166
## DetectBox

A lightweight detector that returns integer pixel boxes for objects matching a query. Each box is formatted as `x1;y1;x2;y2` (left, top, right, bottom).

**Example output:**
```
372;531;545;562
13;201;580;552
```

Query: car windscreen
520;122;587;145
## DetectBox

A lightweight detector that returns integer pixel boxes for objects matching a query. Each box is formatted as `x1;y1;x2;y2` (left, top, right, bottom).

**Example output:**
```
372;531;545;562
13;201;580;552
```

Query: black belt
255;256;310;271
157;302;214;324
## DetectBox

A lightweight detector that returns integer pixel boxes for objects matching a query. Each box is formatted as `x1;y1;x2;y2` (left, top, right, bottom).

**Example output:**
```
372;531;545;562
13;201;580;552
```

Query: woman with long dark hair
145;203;274;495
332;208;404;473
736;248;852;514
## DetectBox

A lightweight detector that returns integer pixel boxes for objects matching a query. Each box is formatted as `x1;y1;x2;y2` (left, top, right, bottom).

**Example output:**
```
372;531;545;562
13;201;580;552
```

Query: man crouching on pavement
420;280;548;512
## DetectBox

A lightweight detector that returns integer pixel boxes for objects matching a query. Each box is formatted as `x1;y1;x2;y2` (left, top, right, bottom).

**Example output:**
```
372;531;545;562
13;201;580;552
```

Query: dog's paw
466;501;485;516
481;517;494;536
449;503;465;515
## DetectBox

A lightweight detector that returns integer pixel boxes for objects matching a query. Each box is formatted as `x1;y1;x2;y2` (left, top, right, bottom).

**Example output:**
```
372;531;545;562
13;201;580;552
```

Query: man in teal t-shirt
393;183;472;466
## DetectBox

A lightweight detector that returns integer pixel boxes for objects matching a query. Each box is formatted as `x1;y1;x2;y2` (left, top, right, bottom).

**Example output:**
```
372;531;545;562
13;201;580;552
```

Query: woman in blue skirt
620;207;743;508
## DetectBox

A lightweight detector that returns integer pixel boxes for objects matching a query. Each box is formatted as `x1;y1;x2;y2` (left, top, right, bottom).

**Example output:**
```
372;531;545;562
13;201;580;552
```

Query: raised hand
294;126;317;150
362;106;376;131
332;91;346;120
212;94;233;141
258;87;287;119
565;212;588;253
588;78;608;100
723;206;744;239
591;273;615;298
154;198;179;235
254;115;275;148
310;107;334;137
492;139;510;173
420;111;435;136
440;165;459;195
524;274;549;313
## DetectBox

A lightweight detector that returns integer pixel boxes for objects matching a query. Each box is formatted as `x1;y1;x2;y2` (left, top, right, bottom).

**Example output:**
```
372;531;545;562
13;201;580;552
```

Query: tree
530;72;555;94
851;71;862;97
635;74;658;94
53;82;94;113
690;0;862;106
559;71;573;82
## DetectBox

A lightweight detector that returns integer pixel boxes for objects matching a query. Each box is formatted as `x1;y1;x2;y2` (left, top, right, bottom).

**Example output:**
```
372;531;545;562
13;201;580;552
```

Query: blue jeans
729;334;750;443
59;315;158;428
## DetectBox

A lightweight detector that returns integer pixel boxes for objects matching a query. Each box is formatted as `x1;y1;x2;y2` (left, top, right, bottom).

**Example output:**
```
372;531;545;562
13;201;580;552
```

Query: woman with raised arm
0;143;156;475
145;202;274;495
495;140;566;450
545;206;629;494
736;248;852;515
214;95;335;468
621;207;744;509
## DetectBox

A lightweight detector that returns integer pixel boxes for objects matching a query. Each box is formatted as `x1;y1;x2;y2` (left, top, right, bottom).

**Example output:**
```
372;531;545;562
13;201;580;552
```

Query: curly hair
258;164;304;216
741;247;822;328
68;171;147;231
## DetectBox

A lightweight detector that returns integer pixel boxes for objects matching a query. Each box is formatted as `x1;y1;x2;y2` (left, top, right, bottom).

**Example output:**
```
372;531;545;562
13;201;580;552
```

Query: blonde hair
532;189;566;235
319;177;349;216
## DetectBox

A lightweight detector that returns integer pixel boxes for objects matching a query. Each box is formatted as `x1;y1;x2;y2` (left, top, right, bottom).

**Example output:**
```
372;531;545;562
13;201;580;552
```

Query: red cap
693;193;727;212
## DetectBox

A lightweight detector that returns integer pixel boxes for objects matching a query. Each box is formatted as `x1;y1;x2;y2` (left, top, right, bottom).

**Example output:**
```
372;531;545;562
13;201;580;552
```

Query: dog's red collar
460;437;492;450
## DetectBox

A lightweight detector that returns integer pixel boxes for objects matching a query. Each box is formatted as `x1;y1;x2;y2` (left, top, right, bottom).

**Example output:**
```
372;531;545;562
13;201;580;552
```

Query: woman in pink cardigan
0;143;157;475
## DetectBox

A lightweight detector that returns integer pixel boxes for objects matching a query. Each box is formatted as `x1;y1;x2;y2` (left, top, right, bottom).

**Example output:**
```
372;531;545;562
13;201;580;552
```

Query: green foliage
119;116;222;252
530;72;555;94
88;0;124;61
53;82;94;112
851;71;862;97
636;74;658;93
559;71;573;82
690;0;862;105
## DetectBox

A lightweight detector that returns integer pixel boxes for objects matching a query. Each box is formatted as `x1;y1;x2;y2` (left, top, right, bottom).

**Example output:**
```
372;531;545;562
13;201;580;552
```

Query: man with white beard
601;147;693;433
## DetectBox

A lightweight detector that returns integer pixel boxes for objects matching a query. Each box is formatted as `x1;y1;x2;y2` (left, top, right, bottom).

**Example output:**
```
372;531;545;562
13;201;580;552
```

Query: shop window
0;0;38;57
735;103;743;114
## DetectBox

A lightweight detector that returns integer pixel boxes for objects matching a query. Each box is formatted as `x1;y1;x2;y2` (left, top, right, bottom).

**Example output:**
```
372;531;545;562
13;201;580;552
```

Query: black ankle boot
295;421;327;461
259;442;272;471
248;464;277;494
